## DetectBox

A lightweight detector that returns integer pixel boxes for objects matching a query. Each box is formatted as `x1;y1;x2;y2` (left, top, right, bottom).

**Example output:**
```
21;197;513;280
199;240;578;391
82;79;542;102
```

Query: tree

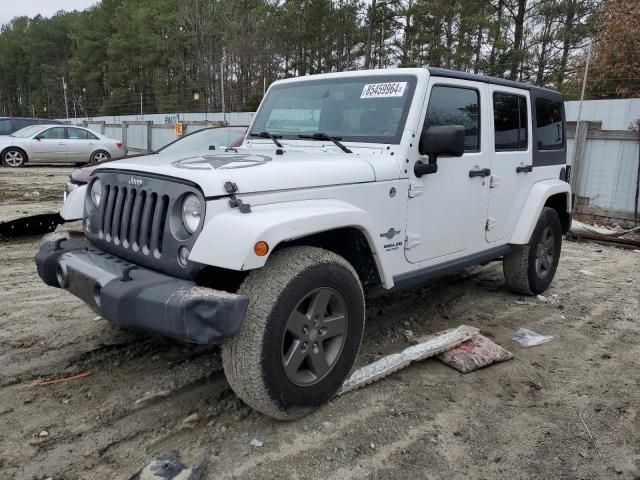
587;0;640;98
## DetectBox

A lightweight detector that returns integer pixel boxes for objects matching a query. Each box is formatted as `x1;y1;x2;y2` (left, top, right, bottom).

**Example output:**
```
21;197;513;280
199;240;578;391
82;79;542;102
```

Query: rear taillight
116;142;123;149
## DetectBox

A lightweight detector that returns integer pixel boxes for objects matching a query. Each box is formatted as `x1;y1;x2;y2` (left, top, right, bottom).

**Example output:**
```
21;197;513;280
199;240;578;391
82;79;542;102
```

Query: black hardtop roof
426;67;562;99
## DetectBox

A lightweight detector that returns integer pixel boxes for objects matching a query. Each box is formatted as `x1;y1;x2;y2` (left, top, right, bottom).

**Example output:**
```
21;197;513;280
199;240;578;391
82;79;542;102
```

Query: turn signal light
254;241;269;257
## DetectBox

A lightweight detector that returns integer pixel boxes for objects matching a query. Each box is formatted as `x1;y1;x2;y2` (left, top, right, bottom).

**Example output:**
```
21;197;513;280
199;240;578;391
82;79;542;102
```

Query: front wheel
2;148;26;167
503;207;562;295
221;246;365;420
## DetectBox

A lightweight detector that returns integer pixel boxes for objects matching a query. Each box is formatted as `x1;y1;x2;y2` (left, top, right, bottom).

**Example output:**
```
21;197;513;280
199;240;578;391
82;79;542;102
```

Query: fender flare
189;199;394;288
509;179;571;244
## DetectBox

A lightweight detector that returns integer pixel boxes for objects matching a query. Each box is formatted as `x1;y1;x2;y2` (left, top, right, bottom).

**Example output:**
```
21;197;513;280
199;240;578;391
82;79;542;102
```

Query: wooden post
570;120;589;198
146;121;153;153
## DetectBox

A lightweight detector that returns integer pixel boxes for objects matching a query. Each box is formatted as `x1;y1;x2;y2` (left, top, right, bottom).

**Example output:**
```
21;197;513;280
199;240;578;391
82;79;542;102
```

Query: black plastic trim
392;245;513;290
35;239;248;345
92;168;202;190
427;67;559;95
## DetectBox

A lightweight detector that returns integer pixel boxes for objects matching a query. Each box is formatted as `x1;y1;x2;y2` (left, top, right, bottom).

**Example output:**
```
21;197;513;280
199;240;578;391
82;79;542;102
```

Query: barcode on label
360;82;407;98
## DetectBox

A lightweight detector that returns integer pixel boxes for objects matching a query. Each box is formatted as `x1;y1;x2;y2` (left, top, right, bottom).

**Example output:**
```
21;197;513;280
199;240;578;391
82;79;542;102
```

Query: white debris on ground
338;325;478;395
570;220;640;238
512;328;554;347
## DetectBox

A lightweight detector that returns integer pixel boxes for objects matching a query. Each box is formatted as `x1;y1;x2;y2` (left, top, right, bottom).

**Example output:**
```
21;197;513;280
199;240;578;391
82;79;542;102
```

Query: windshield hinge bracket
405;233;421;249
408;182;423;198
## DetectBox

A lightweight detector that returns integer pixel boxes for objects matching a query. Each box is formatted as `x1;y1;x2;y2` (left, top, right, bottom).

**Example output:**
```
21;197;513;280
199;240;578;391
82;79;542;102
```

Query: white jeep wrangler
36;68;571;419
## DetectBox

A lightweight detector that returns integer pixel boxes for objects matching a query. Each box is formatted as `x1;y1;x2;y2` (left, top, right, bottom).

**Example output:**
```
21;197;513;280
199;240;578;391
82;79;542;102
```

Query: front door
405;79;491;264
485;86;532;242
31;127;67;162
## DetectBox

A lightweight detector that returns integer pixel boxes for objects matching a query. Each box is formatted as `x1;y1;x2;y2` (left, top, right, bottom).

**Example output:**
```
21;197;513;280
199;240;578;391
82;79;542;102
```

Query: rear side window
535;98;564;150
493;92;528;150
425;85;480;151
68;127;98;140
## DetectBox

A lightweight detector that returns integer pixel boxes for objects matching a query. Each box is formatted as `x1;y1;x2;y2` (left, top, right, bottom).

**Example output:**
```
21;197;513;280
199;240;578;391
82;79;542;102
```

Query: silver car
0;124;125;167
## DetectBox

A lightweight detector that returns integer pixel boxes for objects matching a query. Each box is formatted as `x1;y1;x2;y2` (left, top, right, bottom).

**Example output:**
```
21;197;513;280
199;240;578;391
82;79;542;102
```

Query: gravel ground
0;166;639;479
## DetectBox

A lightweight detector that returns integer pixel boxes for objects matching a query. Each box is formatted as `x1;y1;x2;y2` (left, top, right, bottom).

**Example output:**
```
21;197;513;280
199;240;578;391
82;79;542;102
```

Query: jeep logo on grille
128;177;143;187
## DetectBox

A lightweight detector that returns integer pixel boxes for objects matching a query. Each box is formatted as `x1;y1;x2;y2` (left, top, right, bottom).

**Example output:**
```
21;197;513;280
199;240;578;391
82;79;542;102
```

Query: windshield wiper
298;132;352;153
250;131;283;148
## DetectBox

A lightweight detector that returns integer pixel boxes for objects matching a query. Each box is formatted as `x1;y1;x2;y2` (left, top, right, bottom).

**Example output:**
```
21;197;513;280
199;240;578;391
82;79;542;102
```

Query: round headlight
90;179;102;207
181;194;203;234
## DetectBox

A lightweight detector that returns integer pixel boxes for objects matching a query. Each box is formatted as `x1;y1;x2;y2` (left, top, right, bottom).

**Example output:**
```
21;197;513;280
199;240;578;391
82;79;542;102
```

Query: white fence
65;112;254;154
566;99;640;225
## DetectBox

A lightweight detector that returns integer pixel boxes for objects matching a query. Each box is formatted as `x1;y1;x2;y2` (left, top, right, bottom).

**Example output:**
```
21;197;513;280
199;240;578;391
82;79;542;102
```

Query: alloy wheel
281;287;348;387
534;226;555;279
93;151;108;163
4;150;24;167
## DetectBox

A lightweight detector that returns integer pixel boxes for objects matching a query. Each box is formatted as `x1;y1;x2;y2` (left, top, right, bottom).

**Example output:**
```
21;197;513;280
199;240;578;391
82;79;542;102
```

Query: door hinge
408;182;423;198
490;175;500;188
485;218;497;231
405;233;421;249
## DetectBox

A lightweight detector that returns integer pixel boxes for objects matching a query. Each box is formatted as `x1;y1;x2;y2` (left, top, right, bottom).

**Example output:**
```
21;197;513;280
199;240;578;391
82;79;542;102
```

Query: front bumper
35;239;248;344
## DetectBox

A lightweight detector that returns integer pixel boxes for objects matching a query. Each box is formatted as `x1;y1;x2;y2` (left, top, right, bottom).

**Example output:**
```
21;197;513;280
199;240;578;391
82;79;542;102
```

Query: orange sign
175;121;184;136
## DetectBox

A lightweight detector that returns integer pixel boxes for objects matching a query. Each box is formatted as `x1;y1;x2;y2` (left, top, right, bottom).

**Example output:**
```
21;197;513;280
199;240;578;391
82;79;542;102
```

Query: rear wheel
2;148;26;167
503;207;562;295
90;150;110;164
221;246;365;420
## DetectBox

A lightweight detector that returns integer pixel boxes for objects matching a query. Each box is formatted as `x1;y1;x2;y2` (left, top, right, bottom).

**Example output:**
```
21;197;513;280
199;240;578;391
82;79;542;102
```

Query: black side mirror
414;125;465;177
209;145;216;150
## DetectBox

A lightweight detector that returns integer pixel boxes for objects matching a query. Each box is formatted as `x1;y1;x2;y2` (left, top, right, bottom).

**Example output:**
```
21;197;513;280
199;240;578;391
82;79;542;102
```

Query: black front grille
85;170;205;280
99;185;169;258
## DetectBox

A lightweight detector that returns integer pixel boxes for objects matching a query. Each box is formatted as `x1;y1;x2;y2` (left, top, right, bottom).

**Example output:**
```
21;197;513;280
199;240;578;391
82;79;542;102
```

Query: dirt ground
1;167;639;480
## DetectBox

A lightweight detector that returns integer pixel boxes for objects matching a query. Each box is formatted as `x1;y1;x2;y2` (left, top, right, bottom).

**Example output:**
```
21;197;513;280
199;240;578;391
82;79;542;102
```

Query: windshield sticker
360;82;407;99
172;153;272;170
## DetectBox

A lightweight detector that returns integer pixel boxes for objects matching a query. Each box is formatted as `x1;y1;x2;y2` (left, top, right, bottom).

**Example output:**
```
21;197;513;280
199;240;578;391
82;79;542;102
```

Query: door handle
469;168;491;178
516;165;533;173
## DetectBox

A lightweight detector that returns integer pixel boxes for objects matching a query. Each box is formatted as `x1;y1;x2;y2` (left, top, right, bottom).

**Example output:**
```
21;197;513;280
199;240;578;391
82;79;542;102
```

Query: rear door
485;86;532;242
66;127;98;162
31;127;67;162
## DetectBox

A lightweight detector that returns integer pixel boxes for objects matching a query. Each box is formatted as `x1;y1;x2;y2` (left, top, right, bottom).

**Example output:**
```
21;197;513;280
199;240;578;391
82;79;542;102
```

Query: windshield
11;125;44;138
250;75;417;144
160;128;244;155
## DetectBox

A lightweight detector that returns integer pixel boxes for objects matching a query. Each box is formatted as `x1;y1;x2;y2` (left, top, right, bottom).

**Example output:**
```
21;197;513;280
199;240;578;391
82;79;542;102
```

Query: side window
535;98;564;150
68;128;96;140
39;127;65;140
0;119;10;135
493;92;528;150
424;85;480;151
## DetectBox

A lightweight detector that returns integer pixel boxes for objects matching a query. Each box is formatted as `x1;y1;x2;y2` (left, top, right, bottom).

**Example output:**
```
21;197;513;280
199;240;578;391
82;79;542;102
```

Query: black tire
503;207;562;295
2;148;27;167
90;150;110;164
221;246;365;420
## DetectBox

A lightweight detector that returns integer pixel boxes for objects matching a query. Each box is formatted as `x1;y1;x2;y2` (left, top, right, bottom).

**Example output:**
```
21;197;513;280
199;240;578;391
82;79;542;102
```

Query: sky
0;0;99;28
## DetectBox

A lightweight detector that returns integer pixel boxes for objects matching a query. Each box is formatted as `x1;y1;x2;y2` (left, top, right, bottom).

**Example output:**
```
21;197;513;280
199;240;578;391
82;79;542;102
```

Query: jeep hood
94;147;377;197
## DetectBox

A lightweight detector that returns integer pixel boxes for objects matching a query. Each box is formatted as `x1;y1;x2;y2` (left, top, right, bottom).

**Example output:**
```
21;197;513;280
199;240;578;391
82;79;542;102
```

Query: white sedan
0;124;125;167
